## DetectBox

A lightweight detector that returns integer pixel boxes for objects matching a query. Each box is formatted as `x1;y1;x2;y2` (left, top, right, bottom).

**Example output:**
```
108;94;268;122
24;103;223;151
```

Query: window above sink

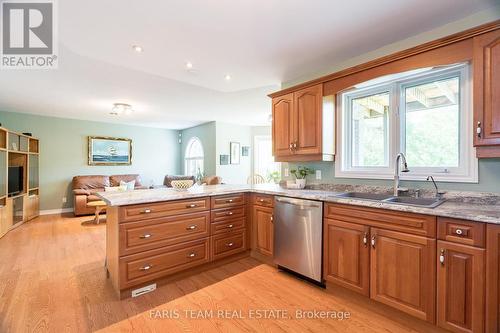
336;63;478;183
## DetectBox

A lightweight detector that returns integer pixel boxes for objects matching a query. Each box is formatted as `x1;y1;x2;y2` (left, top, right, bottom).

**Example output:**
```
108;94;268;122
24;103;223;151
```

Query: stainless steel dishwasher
274;196;323;284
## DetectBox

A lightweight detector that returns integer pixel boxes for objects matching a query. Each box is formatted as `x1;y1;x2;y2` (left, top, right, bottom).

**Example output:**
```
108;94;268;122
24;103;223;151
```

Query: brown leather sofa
72;174;147;216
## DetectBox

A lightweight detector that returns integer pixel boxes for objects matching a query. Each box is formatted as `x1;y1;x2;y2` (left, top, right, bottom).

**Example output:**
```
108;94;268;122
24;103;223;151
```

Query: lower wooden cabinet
370;228;436;323
486;224;500;333
324;219;369;296
252;205;274;257
24;195;40;221
437;241;485;333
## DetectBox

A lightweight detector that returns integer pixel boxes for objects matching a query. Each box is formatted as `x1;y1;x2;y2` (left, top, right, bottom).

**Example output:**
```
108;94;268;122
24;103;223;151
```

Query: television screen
8;166;23;195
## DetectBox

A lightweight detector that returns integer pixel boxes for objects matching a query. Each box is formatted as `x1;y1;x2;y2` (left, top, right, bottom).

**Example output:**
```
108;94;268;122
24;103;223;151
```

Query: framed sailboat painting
88;136;132;165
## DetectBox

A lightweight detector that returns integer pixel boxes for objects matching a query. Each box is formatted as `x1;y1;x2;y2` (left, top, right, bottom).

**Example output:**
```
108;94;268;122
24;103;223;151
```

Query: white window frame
184;137;204;176
336;63;478;183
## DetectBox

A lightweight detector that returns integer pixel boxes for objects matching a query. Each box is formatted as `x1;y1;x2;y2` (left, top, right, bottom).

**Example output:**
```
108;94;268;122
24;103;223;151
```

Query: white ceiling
0;0;497;129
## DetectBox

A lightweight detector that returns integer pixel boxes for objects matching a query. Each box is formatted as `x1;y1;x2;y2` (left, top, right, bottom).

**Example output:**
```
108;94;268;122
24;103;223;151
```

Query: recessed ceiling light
132;45;143;53
186;62;193;69
224;74;231;81
110;103;133;116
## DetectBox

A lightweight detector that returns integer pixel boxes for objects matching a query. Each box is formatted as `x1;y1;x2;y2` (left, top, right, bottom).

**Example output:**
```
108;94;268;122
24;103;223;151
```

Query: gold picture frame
88;136;132;166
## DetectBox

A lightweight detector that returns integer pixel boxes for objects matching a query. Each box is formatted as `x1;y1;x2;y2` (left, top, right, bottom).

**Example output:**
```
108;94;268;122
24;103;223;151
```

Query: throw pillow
120;180;136;191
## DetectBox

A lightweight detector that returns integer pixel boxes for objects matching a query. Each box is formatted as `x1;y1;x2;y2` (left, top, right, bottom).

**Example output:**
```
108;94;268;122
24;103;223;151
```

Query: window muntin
338;64;477;182
184;137;204;176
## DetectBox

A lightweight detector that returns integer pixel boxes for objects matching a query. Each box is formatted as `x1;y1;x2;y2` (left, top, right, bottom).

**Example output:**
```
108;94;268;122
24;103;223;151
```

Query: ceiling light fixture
186;62;193;69
224;74;231;81
132;45;143;53
110;103;133;116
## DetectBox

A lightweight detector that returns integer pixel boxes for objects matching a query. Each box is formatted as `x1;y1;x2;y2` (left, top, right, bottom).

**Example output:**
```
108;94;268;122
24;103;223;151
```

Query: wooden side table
86;200;107;224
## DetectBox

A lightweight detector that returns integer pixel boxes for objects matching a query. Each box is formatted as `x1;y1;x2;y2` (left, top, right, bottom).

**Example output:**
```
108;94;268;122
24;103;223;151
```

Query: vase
295;179;306;189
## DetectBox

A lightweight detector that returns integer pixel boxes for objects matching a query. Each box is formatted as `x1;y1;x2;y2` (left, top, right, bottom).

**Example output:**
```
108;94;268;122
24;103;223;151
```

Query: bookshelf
0;127;40;238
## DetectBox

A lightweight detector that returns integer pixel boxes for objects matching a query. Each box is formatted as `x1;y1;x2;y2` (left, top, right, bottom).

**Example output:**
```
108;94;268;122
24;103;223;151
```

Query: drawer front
120;211;210;256
212;229;246;260
325;203;436;237
119;197;210;223
253;194;274;208
120;238;210;288
211;206;245;222
211;217;246;235
211;193;245;209
437;217;485;247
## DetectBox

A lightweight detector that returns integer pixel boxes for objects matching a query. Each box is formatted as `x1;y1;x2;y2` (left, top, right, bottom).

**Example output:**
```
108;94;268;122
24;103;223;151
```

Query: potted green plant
290;166;314;188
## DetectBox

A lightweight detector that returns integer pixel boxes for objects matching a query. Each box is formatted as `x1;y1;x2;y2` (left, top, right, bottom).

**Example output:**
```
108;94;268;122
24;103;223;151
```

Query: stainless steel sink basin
333;192;445;208
382;196;445;208
334;192;392;201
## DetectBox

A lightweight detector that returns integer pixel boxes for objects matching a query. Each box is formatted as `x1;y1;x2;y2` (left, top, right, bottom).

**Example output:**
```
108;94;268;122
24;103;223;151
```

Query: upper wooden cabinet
473;28;500;157
271;84;334;162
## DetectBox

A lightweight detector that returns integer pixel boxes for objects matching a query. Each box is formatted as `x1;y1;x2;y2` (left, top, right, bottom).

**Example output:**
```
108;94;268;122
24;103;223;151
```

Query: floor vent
131;283;157;297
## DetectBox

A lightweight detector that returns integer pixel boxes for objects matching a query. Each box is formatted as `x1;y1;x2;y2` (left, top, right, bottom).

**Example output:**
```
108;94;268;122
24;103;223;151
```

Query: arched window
185;137;204;176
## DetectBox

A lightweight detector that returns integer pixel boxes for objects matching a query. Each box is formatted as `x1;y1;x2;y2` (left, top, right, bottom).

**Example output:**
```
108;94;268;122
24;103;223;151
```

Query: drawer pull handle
226;211;234;216
259;199;265;202
187;253;196;258
141;209;152;214
139;233;152;239
187;204;197;208
226;199;234;203
186;225;197;230
363;232;368;246
226;242;234;247
227;224;234;228
455;229;463;235
139;264;152;271
440;249;445;265
371;235;376;248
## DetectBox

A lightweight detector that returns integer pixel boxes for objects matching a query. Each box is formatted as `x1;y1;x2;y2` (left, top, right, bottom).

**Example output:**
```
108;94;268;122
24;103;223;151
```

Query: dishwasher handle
275;197;321;209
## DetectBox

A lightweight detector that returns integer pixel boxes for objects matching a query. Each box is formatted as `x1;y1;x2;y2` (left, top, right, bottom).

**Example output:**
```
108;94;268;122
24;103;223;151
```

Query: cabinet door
324;219;370;296
272;94;294;157
437;241;485;333
486;224;500;333
252;205;273;257
474;29;500;148
370;228;436;323
293;84;322;155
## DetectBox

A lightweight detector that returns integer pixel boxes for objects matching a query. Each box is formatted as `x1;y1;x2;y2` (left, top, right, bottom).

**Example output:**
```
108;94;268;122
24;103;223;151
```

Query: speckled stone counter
98;183;500;224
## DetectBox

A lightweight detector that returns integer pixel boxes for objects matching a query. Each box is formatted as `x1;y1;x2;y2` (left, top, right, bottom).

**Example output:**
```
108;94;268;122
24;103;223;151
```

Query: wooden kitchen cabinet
486;224;499;333
370;228;436;323
473;28;500;157
437;240;485;333
252;205;274;257
272;84;326;161
324;219;370;296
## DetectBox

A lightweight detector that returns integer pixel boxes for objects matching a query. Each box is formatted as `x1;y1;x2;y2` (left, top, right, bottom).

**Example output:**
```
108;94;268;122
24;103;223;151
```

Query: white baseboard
40;208;74;215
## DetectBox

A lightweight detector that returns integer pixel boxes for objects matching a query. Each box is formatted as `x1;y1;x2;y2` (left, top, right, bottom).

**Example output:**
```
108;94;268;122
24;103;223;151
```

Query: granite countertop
97;184;500;225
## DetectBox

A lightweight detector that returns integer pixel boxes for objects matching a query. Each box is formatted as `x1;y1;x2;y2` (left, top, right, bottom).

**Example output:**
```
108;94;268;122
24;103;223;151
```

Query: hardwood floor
0;214;447;333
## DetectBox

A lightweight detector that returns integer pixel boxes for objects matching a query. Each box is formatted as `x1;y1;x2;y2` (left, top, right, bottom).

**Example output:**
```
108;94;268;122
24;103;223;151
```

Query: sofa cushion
110;174;142;187
72;175;110;190
87;194;102;202
73;189;90;196
164;175;196;187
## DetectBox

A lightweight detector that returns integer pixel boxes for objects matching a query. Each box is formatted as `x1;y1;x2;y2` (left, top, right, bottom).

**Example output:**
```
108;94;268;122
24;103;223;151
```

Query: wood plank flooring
0;214;447;333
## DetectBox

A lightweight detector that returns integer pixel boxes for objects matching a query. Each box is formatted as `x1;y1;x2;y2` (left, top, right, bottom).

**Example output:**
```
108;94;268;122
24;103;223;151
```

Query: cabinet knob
371;235;376;248
186;225;197;230
363;232;368;246
139;264;152;271
226;211;234;216
227;199;234;203
439;249;445;265
141;209;152;214
270;215;273;222
226;242;234;247
187;253;196;258
259;199;265;202
455;229;463;236
139;233;152;239
227;224;234;228
186;204;197;208
476;121;482;138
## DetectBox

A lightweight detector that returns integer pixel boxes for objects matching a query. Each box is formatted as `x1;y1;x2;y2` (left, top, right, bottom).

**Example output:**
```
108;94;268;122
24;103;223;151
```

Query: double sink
333;192;445;208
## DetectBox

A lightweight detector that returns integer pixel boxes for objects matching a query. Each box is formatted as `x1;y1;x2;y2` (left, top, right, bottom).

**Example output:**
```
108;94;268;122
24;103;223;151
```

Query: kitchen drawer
119;211;210;256
324;203;436;237
211;206;245;222
211;217;245;235
119;238;210;289
211;229;246;260
118;197;210;223
211;193;245;209
437;217;485;247
253;194;274;208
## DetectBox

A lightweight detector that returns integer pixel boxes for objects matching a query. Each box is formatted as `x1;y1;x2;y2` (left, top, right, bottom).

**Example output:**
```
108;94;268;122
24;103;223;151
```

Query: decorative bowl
171;179;194;191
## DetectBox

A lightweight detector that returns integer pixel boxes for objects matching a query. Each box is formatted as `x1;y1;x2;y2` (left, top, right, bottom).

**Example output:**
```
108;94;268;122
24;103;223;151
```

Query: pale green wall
180;121;217;176
282;10;500;193
0;111;181;211
216;122;252;184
